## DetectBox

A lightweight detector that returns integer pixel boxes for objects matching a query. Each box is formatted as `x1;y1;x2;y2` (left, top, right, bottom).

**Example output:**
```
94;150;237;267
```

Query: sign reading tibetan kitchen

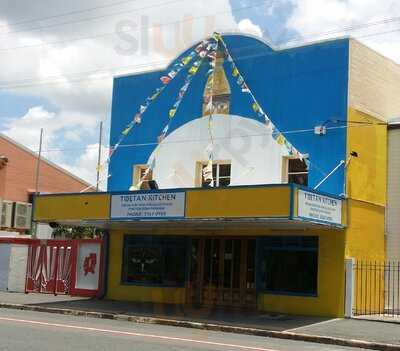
297;190;343;226
111;192;186;219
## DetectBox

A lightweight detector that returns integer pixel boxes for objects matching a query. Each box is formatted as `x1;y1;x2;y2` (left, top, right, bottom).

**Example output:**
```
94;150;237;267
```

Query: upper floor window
132;164;153;190
198;161;231;188
283;158;308;186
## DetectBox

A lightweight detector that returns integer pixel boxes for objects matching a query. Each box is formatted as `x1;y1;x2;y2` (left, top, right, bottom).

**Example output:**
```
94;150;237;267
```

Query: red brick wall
0;136;93;203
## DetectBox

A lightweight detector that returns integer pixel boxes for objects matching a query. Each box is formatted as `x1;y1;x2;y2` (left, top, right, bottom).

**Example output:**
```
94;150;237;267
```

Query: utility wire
34;122;386;154
0;0;152;30
1;24;400;91
0;0;271;45
284;15;400;45
0;2;399;55
0;0;186;37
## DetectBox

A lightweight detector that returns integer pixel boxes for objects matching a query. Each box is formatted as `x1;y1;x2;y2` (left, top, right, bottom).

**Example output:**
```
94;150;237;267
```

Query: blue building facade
109;34;349;195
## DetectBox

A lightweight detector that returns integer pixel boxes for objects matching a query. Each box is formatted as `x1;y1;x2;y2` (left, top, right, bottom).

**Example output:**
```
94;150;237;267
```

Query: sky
1;0;400;189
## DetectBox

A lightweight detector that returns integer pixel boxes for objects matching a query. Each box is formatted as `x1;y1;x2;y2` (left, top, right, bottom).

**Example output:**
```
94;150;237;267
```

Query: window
284;158;308;186
132;165;153;190
258;236;318;296
121;236;187;286
199;161;231;187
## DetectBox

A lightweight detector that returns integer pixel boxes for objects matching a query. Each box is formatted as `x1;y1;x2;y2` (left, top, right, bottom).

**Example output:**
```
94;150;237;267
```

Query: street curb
0;302;398;351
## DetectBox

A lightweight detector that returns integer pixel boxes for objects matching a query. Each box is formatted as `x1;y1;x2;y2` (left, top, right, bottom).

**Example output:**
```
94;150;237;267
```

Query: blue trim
35;183;294;197
295;216;344;228
110;190;186;221
111;216;185;221
294;184;345;201
35;183;343;199
108;216;292;223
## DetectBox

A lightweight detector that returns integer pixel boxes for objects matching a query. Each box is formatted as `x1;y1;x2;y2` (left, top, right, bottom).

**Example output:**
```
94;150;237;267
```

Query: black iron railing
353;261;400;316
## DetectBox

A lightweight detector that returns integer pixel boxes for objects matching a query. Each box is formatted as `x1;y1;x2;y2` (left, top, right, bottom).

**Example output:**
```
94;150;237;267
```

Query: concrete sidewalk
0;292;399;350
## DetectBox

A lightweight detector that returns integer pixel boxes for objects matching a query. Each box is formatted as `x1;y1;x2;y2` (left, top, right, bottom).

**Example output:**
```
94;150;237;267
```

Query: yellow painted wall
345;199;386;314
346;108;387;207
107;230;186;304
346;108;387;314
345;199;385;261
34;193;110;221
259;229;346;317
186;186;291;218
108;227;346;317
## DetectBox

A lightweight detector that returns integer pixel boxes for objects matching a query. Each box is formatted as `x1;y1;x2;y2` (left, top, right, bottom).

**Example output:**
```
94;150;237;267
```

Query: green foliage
52;225;104;239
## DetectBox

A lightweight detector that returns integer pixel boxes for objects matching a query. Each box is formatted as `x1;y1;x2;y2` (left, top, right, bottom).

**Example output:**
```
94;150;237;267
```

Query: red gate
25;239;103;297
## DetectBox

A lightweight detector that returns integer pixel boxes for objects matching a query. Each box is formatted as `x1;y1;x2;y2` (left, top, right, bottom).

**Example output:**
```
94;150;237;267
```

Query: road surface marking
284;318;341;332
0;316;278;351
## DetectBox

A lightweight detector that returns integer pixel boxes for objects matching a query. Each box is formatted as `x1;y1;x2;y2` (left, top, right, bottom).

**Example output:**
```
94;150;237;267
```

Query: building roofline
113;31;351;80
0;133;94;189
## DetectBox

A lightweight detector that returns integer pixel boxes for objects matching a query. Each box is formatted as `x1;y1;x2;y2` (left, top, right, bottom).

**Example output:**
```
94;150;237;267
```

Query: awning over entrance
33;184;346;230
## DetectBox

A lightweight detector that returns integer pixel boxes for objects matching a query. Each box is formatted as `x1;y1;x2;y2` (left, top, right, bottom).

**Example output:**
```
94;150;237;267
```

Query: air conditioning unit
0;199;13;228
13;202;32;230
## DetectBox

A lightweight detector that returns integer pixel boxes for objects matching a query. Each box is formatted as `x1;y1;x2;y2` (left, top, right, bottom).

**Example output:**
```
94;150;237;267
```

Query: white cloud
238;18;263;38
59;143;110;191
3;106;98;150
0;0;240;188
286;0;400;62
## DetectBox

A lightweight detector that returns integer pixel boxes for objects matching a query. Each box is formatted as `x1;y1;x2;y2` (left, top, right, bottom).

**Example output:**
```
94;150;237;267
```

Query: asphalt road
0;308;369;351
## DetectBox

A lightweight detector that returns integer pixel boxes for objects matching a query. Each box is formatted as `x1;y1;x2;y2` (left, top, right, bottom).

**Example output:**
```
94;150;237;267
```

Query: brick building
0;133;93;233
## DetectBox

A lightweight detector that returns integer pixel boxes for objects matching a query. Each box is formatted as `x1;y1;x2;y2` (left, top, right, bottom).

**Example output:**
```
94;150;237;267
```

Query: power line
0;0;185;37
0;0;150;30
2;21;400;91
0;0;272;52
1;3;399;56
34;122;386;154
283;15;400;46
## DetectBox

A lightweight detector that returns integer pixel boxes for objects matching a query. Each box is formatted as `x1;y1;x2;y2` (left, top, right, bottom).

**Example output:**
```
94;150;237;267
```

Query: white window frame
197;160;231;188
282;156;309;184
132;164;152;189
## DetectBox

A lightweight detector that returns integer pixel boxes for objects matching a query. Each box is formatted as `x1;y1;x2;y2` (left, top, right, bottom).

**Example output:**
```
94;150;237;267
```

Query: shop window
283;157;308;186
198;161;231;187
121;236;187;286
132;165;153;190
258;236;318;296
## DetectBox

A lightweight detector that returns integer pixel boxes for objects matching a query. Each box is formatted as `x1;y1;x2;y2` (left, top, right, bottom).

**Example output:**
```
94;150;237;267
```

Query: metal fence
353;261;400;316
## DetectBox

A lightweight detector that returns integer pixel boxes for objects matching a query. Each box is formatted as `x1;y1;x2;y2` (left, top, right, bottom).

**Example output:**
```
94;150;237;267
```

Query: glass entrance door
187;238;256;308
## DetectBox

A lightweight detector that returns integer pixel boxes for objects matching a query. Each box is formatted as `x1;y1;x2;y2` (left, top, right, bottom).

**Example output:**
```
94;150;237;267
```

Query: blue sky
1;0;400;188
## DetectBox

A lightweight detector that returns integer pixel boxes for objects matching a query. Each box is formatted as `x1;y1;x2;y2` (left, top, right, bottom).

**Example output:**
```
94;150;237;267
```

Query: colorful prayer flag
168;70;177;79
188;65;199;75
232;67;239;77
276;134;285;145
241;83;250;93
182;56;192;65
169;108;177;118
134;113;142;124
252;102;261;113
199;50;207;58
160;76;171;85
122;125;133;136
157;134;166;143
